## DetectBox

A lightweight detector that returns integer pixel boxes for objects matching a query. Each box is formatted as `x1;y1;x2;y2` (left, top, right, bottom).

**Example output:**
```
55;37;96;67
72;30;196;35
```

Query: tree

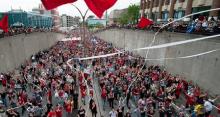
118;4;140;25
127;4;140;24
118;13;129;25
95;22;104;28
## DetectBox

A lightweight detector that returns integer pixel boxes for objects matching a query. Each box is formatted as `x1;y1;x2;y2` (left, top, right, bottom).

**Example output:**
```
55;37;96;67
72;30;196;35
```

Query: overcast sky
0;0;139;17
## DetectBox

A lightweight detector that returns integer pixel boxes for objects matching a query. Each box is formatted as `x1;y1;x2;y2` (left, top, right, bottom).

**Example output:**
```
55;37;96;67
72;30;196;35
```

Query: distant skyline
0;0;139;18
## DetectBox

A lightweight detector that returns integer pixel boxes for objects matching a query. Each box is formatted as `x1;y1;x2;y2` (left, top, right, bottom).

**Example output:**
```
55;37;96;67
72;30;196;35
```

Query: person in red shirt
65;98;73;117
185;92;195;108
194;86;201;97
217;104;220;114
90;88;94;97
101;88;107;109
55;104;62;117
79;75;83;83
18;96;25;115
81;88;86;105
47;89;52;104
132;87;139;103
9;79;15;88
84;73;89;80
47;108;57;117
175;82;182;99
2;78;7;87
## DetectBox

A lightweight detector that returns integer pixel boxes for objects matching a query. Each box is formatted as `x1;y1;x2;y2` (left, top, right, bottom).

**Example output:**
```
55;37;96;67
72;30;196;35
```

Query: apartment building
140;0;220;22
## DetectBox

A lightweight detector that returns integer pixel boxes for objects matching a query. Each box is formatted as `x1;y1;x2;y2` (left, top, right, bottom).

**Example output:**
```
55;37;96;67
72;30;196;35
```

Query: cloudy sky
0;0;139;17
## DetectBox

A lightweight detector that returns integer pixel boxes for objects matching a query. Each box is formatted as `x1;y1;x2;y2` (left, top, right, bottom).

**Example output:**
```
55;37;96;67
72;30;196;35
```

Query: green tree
118;13;129;25
127;4;140;24
118;4;140;25
95;22;104;28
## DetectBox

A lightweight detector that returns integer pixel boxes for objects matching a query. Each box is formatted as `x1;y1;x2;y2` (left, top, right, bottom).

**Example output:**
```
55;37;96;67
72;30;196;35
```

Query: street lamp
70;4;89;111
71;4;89;45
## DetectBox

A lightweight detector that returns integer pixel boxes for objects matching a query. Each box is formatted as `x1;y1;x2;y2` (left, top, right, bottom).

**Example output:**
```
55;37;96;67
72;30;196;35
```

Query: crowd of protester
0;40;80;116
96;53;220;117
0;27;60;38
72;35;220;117
0;27;219;117
96;16;220;35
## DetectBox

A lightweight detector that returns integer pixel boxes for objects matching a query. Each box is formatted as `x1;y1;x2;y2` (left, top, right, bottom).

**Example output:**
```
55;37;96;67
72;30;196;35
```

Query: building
1;9;53;28
87;16;107;27
51;9;61;28
140;0;220;22
87;19;107;27
39;4;61;28
61;14;76;27
109;9;128;25
73;16;80;26
28;12;53;28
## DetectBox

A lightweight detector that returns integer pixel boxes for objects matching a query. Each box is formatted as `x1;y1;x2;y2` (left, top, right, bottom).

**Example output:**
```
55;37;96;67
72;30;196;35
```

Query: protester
65;97;73;117
47;107;56;117
91;102;97;117
109;108;118;117
78;106;86;117
55;104;63;117
204;97;213;117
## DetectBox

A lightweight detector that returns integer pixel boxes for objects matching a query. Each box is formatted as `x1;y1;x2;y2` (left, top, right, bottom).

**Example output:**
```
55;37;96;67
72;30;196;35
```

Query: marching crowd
0;40;80;116
73;35;220;117
0;28;219;117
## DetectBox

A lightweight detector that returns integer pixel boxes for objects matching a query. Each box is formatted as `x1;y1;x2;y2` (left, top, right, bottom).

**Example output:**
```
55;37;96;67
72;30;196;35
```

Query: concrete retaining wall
95;29;220;95
0;32;65;72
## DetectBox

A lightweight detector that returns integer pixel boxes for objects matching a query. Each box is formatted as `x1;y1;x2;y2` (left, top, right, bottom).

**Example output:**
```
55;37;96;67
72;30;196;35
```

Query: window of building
152;12;158;21
174;10;185;20
165;0;170;5
154;0;159;7
147;1;150;8
178;0;185;3
162;11;169;21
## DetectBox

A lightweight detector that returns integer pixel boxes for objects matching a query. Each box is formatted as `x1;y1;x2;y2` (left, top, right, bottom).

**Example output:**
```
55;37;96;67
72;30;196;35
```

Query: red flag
84;0;117;18
41;0;77;10
0;14;9;33
138;17;153;29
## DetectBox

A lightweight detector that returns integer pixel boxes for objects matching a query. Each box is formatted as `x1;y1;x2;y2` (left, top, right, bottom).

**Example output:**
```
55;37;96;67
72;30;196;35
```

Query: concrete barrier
95;29;220;95
0;32;65;72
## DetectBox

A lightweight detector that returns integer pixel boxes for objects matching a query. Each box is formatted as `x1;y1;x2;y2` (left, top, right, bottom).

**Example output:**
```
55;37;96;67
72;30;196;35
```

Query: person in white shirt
202;20;208;28
109;108;117;117
204;98;213;117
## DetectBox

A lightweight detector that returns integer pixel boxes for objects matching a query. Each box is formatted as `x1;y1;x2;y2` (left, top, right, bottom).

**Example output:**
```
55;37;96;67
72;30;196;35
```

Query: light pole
71;4;89;46
71;4;90;113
